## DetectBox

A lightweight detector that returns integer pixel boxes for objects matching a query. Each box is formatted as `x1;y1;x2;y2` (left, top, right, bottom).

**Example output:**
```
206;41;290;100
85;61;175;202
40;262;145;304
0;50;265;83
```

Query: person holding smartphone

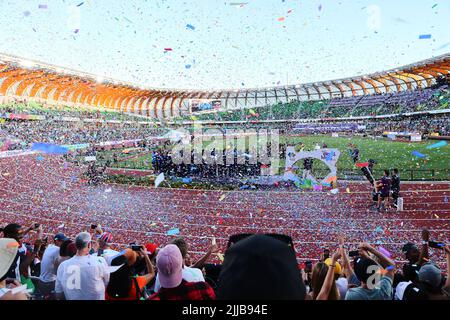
88;224;119;265
106;247;155;300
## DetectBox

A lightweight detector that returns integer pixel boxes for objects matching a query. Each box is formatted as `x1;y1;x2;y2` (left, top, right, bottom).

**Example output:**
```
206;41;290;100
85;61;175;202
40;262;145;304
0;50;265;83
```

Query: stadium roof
0;52;449;119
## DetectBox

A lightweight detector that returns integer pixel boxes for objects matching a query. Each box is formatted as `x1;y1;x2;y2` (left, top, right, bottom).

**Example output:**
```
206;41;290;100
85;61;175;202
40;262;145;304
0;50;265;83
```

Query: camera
131;245;143;251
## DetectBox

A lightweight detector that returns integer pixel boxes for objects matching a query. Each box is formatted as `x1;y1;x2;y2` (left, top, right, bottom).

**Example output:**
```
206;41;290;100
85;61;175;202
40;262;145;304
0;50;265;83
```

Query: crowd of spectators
0;120;165;150
0;100;146;122
1;223;449;301
180;84;449;125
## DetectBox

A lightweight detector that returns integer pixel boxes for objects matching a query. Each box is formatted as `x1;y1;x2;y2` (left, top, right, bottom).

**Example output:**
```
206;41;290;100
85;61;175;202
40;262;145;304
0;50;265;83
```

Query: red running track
0;154;449;266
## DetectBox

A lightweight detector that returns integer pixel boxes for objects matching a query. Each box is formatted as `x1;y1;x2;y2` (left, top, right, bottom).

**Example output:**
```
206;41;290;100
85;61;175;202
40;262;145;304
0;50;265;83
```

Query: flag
154;173;165;187
355;162;369;167
167;228;180;236
31;143;69;155
426;141;447;149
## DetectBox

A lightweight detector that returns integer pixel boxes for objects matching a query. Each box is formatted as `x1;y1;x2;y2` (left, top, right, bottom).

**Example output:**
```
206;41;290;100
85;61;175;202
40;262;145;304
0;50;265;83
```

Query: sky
0;0;449;90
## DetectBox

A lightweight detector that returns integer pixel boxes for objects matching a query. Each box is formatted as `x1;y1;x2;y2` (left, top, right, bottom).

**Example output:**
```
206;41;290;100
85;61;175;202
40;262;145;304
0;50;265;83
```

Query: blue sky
0;0;449;90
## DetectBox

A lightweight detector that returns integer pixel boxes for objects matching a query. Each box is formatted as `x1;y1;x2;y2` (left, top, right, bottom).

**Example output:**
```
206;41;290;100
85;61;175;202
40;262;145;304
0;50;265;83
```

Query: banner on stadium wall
0;150;37;158
293;123;360;133
189;99;222;113
62;143;90;151
0;113;46;120
95;139;142;147
57;116;80;122
284;147;340;186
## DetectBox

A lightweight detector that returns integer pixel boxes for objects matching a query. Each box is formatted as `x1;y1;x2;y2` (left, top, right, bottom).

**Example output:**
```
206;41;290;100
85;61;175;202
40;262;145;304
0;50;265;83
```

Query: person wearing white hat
0;238;29;300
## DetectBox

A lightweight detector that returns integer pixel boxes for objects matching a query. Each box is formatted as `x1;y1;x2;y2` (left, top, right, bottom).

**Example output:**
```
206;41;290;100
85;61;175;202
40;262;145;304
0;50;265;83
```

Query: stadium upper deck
0;52;449;119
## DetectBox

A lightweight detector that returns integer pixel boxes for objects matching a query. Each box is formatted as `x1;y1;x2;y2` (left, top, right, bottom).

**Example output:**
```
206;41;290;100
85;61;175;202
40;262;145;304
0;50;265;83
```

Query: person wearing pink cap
148;244;215;300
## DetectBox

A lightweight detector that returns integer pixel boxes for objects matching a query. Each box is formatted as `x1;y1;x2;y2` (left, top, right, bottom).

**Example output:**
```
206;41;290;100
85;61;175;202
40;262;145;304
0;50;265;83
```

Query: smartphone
90;224;97;230
131;245;143;251
349;250;360;257
323;249;330;259
428;241;445;249
34;223;40;229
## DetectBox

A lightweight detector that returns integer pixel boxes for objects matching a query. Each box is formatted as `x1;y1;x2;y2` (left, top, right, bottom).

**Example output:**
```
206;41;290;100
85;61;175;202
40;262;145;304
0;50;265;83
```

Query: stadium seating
186;85;449;122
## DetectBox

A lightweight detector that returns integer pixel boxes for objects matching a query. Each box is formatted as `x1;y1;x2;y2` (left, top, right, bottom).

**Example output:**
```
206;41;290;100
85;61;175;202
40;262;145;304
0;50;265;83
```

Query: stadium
0;0;449;305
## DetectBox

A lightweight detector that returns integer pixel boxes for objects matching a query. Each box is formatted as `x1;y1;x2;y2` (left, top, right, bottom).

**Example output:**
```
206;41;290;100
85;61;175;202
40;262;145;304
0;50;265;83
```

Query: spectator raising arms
310;250;341;300
106;248;155;300
345;243;396;300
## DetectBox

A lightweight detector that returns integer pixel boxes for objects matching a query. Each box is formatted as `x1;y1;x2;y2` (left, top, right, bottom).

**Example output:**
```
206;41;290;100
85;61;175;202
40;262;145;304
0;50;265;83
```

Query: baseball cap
324;258;342;275
156;244;183;289
395;281;429;300
402;242;418;255
145;243;158;255
217;234;306;300
54;233;68;242
99;232;113;244
418;263;442;289
0;238;20;280
353;257;379;283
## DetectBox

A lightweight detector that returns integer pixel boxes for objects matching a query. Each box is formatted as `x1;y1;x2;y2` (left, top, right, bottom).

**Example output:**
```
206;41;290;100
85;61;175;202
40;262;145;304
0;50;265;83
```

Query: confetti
186;24;195;30
31;143;68;155
378;246;392;258
426;141;447;149
412;150;426;158
419;34;432;39
355;162;369;167
154;172;165;188
167;228;180;236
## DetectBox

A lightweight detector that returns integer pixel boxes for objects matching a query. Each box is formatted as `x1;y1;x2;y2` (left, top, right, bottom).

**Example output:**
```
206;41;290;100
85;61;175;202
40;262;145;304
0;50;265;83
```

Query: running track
0;154;449;266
